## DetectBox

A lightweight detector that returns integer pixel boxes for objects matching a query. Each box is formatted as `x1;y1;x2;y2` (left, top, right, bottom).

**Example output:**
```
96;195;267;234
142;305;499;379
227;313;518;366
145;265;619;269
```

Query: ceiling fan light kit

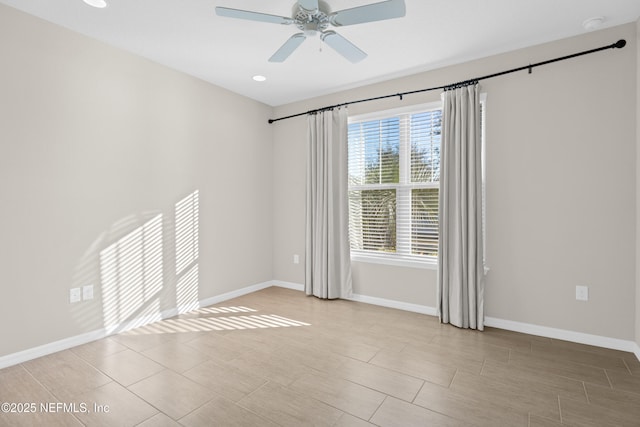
83;0;107;8
215;0;406;63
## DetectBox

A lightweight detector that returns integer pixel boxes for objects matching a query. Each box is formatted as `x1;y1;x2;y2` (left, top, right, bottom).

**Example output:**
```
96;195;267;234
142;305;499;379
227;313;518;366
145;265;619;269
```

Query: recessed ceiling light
582;16;604;31
83;0;107;8
252;75;267;82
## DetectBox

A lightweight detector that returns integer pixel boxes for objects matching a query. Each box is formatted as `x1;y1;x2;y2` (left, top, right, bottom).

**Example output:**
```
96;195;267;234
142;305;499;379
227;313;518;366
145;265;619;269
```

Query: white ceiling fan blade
321;31;367;63
269;33;307;62
330;0;406;27
298;0;319;14
215;7;293;25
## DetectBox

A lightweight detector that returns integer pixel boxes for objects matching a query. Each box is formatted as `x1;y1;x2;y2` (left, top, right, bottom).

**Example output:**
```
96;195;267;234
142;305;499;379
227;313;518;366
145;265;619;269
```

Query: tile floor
1;286;639;426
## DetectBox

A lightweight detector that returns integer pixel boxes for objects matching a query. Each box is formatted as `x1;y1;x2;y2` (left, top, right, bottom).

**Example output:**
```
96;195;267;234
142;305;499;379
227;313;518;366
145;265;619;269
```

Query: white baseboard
267;282;438;316
634;342;640;362
198;281;274;307
0;280;274;370
485;316;638;354
0;329;107;371
347;293;438;316
272;281;305;291
104;307;178;335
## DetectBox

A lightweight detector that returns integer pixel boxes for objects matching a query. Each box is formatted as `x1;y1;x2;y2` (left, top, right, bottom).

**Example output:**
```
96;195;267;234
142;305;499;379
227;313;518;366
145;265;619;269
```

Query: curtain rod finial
614;39;626;49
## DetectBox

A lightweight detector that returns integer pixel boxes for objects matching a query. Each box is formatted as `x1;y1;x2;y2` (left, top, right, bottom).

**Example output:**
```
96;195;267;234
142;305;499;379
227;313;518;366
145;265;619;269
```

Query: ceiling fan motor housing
293;1;331;36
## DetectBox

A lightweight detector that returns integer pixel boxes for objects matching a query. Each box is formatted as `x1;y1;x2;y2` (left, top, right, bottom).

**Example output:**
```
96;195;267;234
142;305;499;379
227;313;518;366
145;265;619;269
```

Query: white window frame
348;102;441;269
348;96;486;270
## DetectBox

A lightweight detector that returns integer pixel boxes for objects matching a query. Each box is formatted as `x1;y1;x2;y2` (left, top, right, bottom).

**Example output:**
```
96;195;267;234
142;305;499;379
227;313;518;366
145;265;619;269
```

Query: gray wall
0;4;273;357
273;23;637;341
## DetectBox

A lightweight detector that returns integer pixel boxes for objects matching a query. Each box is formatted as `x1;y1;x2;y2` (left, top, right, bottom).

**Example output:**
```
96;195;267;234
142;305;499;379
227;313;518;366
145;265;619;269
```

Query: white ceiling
1;0;639;106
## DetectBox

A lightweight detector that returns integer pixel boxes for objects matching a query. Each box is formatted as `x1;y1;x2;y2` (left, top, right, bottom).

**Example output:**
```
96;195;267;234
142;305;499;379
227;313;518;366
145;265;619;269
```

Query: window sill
350;253;437;270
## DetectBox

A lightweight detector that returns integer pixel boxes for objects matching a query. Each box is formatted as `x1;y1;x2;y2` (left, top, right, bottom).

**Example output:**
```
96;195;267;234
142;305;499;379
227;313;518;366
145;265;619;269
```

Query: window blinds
348;107;442;260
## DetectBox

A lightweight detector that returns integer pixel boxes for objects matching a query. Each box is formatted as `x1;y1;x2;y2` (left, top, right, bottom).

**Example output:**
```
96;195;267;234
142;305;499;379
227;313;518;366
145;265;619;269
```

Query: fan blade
321;31;367;63
298;0;319;13
330;0;406;27
269;33;307;62
215;7;293;25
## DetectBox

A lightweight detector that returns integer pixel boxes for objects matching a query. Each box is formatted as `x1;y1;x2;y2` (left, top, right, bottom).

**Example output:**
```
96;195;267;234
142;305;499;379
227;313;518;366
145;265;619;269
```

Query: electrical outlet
69;288;81;303
293;254;300;264
576;285;589;301
83;285;94;300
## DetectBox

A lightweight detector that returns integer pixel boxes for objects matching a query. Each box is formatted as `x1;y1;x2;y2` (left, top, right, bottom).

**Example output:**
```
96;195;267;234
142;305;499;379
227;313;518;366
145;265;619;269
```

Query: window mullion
397;114;410;255
399;114;410;185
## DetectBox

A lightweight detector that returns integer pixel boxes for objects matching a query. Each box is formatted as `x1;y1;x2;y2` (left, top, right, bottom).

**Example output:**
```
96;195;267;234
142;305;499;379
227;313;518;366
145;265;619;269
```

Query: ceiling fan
215;0;406;63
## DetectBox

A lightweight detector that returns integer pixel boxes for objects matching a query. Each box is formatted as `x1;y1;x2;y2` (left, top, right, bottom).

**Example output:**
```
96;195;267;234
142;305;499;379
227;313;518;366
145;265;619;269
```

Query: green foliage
364;143;399;184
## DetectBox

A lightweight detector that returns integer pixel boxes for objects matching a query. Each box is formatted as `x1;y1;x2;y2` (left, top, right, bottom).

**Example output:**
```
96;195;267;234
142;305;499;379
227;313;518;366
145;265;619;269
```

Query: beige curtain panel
438;84;485;330
305;107;353;299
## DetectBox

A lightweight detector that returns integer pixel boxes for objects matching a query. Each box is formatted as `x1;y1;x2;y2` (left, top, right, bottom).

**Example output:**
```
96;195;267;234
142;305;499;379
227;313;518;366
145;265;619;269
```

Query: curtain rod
268;39;626;124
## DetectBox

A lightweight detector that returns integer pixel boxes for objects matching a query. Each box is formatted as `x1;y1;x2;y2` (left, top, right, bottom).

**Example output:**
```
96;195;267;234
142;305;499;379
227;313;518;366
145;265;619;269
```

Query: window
348;103;442;265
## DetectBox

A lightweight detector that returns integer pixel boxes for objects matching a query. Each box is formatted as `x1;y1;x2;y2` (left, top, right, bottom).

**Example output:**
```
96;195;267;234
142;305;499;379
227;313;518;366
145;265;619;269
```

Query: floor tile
370;396;467;427
369;348;457;387
528;414;564;427
227;348;313;386
91;349;165;386
508;349;610;386
334;413;376;426
179;394;278;427
548;339;635;359
332;358;424;402
110;330;204;353
128;370;216;420
222;327;293;353
184;333;253;364
481;327;552;345
606;368;640;395
183;360;267;402
70;337;128;365
413;379;528;426
530;340;629;372
71;381;157;427
480;358;587;402
136;413;182;427
400;342;486;375
21;350;112;401
238;382;343;427
623;355;640;374
559;396;640;427
472;327;539;352
141;340;210;373
313;334;382;362
583;382;640;417
332;326;409;354
366;323;437;349
449;370;561;421
0;365;84;427
289;372;386;420
279;343;350;373
428;334;511;362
